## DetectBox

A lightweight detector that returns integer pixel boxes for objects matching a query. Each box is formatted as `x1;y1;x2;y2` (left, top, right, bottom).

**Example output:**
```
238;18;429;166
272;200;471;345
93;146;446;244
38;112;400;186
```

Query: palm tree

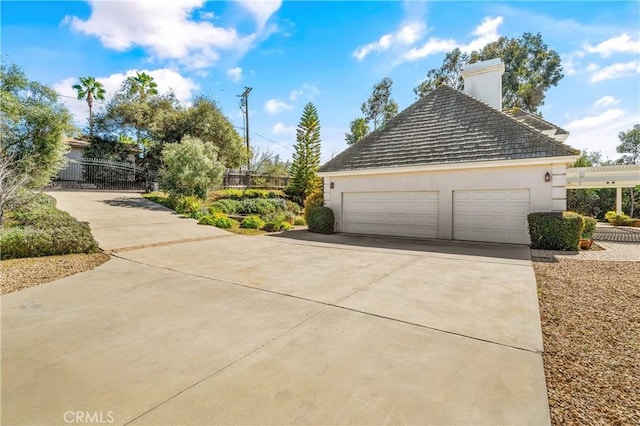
127;72;158;100
72;76;106;134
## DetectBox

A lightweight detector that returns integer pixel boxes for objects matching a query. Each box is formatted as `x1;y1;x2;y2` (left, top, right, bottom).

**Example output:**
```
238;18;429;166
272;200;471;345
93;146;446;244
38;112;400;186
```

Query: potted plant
580;216;597;250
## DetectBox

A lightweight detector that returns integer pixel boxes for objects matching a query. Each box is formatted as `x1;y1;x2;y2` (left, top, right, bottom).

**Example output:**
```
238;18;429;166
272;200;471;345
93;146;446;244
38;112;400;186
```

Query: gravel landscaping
534;259;640;425
1;252;110;294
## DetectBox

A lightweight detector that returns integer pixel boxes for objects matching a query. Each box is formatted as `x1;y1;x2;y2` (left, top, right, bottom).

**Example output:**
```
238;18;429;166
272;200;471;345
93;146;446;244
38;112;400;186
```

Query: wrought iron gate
51;158;152;191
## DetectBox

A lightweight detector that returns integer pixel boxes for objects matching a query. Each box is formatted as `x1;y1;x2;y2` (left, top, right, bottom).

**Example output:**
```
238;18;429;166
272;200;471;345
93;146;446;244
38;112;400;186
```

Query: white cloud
564;108;638;159
589;60;640;83
565;108;626;130
226;67;243;82
353;22;426;61
272;122;295;136
403;38;457;62
235;0;282;28
459;16;503;52
265;98;292;114
583;33;640;57
289;83;320;101
402;16;503;62
54;68;198;126
594;96;619;108
64;0;257;69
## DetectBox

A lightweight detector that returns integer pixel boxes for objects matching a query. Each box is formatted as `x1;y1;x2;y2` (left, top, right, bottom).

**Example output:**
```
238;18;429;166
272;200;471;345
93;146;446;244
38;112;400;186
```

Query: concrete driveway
2;191;549;425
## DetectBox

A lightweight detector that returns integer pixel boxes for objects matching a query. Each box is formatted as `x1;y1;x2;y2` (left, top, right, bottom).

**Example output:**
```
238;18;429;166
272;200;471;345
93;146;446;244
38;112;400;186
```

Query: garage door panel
453;190;530;245
343;191;438;238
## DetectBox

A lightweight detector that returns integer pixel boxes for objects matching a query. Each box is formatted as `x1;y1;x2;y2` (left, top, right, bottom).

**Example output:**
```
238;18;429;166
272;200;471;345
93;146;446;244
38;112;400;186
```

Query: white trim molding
318;156;580;178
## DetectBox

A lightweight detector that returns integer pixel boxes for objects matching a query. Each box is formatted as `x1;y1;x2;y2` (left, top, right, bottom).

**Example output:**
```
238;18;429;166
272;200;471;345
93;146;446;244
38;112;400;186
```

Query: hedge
307;206;334;234
0;217;99;260
527;212;584;251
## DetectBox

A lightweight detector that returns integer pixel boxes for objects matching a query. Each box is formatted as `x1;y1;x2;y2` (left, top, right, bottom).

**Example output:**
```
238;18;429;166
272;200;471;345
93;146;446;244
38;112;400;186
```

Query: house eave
318;155;580;177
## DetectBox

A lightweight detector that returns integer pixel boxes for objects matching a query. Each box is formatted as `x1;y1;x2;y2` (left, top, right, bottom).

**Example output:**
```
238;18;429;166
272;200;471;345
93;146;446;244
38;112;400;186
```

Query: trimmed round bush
307;206;334;234
303;192;323;223
240;215;265;229
528;212;583;250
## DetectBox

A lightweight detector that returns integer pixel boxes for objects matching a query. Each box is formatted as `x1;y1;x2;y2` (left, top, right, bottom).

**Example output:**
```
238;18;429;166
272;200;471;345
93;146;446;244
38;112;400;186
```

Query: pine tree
287;102;322;204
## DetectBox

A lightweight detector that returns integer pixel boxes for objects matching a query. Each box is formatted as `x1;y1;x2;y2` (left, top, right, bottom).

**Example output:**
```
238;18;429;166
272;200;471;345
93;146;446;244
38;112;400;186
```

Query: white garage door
342;191;438;238
453;190;530;244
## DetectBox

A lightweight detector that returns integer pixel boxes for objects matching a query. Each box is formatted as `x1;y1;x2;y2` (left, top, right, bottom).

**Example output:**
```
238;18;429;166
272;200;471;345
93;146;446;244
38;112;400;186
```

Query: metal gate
51;158;152;191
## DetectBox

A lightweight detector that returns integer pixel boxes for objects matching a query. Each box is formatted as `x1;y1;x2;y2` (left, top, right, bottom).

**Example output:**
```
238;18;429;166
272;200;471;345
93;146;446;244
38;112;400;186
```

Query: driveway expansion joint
123;309;326;426
113;253;543;355
104;234;236;254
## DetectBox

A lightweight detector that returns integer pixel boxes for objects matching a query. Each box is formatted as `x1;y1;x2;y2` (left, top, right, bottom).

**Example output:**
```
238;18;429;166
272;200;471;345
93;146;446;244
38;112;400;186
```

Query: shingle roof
502;107;569;142
319;85;579;173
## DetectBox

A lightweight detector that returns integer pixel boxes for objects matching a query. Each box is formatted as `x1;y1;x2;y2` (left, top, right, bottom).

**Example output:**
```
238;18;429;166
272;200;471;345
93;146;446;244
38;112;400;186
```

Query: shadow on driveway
101;196;171;211
267;229;531;262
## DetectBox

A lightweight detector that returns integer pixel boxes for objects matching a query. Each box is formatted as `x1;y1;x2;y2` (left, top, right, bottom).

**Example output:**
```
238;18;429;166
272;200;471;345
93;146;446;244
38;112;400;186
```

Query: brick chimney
461;58;505;111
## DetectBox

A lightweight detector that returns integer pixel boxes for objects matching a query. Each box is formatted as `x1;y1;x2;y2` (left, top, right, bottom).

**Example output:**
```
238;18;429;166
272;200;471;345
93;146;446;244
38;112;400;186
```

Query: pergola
566;165;640;214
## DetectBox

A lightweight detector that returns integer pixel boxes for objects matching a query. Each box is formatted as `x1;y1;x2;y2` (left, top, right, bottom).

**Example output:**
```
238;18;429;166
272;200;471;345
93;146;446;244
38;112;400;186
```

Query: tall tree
617;124;640;216
287;102;322;203
413;48;468;96
345;117;370;145
414;33;563;114
361;77;399;130
617;124;640;165
72;76;106;134
126;71;158;100
1;62;74;222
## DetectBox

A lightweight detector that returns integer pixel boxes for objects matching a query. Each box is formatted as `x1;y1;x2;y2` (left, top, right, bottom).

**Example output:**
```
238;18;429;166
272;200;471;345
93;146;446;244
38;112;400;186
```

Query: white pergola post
616;187;623;214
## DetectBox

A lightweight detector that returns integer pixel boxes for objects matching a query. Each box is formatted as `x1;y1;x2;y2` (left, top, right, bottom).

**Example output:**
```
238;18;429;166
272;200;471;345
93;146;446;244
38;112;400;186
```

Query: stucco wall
323;163;567;240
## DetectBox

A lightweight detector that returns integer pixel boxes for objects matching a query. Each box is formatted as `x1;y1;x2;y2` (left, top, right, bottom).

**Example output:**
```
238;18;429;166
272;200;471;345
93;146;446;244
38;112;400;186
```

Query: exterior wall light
330;182;335;189
544;172;551;182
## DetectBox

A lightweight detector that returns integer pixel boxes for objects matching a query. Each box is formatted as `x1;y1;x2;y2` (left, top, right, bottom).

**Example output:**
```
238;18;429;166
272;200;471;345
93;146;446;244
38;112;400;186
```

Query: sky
2;0;639;164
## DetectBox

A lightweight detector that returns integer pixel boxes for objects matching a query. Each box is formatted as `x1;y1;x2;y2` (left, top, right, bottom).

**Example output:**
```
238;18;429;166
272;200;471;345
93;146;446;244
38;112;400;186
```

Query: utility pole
240;87;252;188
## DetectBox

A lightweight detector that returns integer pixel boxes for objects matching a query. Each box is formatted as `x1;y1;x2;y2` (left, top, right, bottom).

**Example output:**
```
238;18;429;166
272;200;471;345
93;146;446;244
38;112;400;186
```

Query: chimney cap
461;58;505;77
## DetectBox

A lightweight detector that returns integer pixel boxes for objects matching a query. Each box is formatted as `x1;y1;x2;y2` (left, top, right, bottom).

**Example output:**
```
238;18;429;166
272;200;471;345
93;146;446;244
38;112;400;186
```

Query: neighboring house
58;138;91;181
318;59;580;245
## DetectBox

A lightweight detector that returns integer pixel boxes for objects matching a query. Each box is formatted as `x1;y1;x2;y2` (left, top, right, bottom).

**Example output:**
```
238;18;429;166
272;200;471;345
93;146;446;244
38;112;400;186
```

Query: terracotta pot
580;239;593;250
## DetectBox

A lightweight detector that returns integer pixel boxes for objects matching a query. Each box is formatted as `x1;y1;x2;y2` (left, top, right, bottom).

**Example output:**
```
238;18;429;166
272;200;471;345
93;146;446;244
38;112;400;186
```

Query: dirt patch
1;252;110;295
534;260;640;425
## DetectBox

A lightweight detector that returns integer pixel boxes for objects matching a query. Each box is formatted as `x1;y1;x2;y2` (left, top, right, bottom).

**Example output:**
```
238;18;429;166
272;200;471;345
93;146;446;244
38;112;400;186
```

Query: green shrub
307;206;334;234
605;211;633;226
304;191;324;223
262;220;292;232
582;216;597;239
198;213;235;229
143;193;174;209
222;188;285;200
240;215;265;229
284;200;302;215
210;199;243;215
294;216;306;226
174;195;202;215
604;211;617;222
240;198;279;216
528;212;583;251
160;135;225;199
0;223;99;260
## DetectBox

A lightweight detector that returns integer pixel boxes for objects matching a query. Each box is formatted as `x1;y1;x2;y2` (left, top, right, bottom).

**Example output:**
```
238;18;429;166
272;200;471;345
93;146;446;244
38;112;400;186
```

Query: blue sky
2;1;639;163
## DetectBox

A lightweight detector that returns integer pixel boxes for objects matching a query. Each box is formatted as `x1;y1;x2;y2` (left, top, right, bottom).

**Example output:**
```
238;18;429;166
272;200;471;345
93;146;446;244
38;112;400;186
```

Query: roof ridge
503;107;569;135
442;86;579;155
